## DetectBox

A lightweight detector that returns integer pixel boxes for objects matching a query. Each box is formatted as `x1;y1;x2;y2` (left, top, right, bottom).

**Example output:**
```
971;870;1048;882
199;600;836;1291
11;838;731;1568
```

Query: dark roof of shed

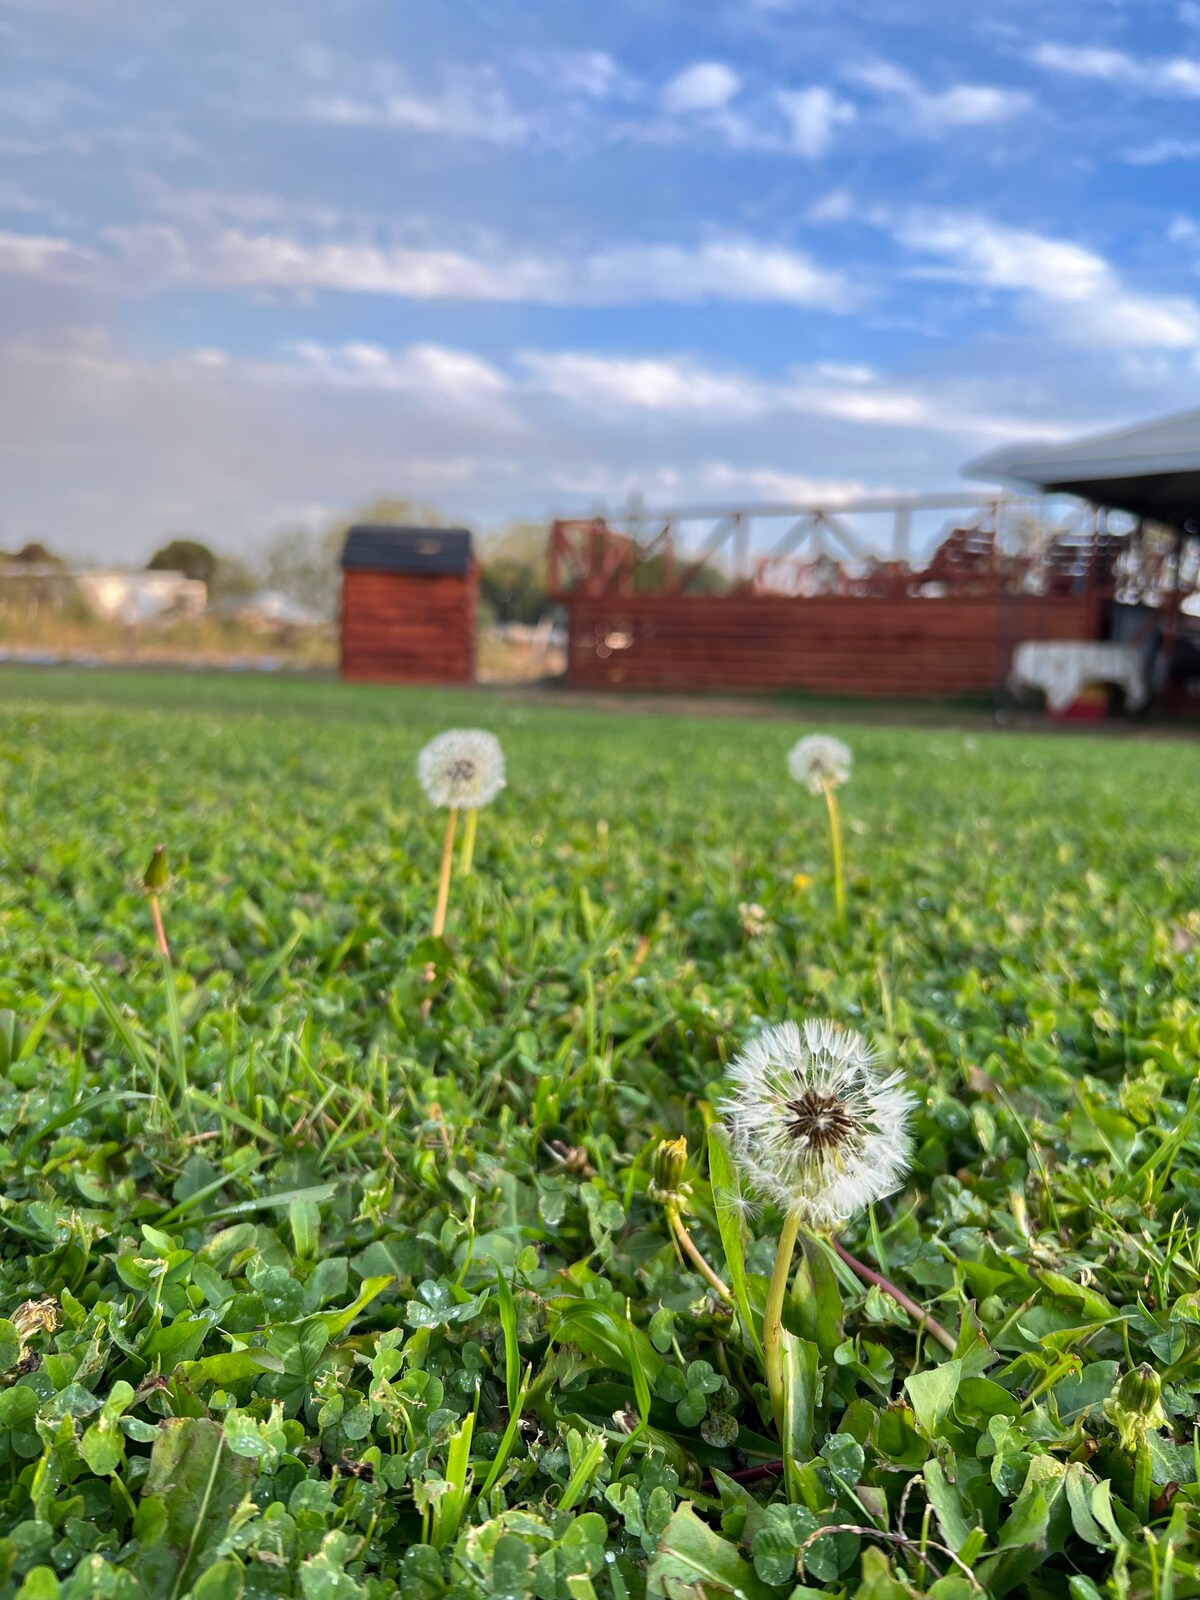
964;408;1200;525
340;525;473;575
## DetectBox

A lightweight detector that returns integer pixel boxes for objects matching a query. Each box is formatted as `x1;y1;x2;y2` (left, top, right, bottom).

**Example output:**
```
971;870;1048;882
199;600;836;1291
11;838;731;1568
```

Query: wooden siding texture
340;568;476;684
563;593;1101;696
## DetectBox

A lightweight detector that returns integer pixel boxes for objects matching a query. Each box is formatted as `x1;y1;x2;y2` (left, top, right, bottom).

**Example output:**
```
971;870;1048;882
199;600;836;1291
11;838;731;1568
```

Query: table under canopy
1010;641;1149;712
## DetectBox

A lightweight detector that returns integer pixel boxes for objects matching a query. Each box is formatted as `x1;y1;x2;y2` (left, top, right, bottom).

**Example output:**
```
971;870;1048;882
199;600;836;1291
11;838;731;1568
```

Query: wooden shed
339;525;476;684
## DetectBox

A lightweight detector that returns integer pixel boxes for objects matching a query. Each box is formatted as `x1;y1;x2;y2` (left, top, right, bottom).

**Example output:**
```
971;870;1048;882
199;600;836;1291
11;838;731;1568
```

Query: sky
2;0;1200;561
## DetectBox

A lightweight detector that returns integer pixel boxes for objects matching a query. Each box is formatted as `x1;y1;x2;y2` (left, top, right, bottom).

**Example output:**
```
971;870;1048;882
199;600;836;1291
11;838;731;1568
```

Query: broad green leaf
923;1458;973;1552
1064;1464;1115;1549
996;1484;1049;1550
309;1274;394;1340
181;1350;286;1386
792;1235;843;1360
0;1320;22;1374
854;1545;916;1599
905;1358;962;1437
781;1333;819;1502
647;1503;777;1599
135;1418;256;1597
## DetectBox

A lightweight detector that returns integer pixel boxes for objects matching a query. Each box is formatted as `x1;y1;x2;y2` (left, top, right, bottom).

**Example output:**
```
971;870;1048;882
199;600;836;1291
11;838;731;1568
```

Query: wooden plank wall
340;568;477;684
564;593;1102;696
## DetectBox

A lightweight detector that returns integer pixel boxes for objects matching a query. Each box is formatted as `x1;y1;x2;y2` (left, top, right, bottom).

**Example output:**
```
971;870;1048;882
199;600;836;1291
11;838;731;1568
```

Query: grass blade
707;1126;764;1362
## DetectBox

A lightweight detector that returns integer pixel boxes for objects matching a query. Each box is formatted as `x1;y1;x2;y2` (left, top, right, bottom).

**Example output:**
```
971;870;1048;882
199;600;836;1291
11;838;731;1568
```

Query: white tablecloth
1011;641;1149;712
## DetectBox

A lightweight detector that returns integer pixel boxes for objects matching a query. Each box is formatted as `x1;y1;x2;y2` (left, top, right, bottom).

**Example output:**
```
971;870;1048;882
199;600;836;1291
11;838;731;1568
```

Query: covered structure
339;525;477;684
548;494;1110;698
965;409;1200;530
967;408;1200;709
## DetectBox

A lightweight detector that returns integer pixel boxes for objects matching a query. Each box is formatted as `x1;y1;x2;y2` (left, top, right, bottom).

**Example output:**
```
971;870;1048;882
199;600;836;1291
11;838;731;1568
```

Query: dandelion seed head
417;729;506;810
719;1019;914;1228
787;734;852;795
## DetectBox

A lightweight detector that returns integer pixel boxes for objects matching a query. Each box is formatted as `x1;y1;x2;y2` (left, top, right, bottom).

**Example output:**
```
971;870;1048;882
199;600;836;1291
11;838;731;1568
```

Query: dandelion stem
432;807;459;939
764;1209;802;1432
823;780;846;934
149;894;171;962
459;808;479;875
830;1235;956;1353
666;1204;733;1303
1133;1436;1152;1523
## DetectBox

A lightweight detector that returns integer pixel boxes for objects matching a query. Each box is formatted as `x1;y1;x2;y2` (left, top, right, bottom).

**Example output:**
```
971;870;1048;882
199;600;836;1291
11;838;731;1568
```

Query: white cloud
283;340;510;400
894;211;1200;350
695;462;871;503
1032;41;1200;95
0;228;93;277
0;327;1122;560
807;189;856;224
520;351;764;415
662;62;741;114
100;224;851;309
517;346;1057;439
1125;138;1200;163
307;68;528;143
587;239;848;308
132;226;564;301
851;61;1029;130
146;334;1050;447
775;87;856;157
529;51;628;99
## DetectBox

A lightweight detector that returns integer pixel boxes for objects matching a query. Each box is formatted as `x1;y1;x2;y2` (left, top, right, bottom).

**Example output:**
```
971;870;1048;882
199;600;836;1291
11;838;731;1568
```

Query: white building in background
73;569;207;625
233;590;325;630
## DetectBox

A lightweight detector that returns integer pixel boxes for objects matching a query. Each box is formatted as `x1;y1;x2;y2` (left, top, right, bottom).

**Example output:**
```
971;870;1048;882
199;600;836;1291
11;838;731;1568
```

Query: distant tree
478;521;551;625
147;538;218;586
632;550;728;595
209;554;258;603
263;497;446;620
13;541;62;566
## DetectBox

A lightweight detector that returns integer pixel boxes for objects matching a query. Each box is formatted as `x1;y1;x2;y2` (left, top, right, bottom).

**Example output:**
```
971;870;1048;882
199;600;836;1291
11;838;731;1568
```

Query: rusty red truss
548;496;1123;697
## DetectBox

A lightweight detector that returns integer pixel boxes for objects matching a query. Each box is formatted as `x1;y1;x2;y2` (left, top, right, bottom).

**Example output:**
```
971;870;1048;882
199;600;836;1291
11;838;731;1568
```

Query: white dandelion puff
719;1019;914;1229
787;734;852;796
417;729;506;810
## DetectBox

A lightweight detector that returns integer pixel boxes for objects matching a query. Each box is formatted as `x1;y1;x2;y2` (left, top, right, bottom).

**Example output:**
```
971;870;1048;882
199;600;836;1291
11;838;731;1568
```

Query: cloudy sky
2;0;1200;559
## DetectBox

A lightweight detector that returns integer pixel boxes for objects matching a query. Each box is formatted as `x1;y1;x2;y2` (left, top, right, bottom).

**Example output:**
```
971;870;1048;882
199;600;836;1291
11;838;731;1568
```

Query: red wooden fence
562;592;1101;696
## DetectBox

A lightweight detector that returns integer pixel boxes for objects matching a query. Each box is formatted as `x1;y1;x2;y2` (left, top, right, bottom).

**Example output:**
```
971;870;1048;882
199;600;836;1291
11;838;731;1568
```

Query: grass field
1;667;1199;1600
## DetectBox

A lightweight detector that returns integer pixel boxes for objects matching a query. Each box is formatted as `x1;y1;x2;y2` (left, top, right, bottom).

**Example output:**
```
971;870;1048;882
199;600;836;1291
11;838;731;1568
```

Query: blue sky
2;0;1200;559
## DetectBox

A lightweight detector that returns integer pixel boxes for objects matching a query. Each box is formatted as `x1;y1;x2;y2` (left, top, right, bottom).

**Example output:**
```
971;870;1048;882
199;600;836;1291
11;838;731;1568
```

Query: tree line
11;500;554;626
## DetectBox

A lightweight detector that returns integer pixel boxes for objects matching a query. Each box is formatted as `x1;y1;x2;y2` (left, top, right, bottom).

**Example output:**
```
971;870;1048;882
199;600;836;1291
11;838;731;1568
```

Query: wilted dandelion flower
720;1019;914;1228
787;734;852;796
648;1136;690;1207
417;729;505;810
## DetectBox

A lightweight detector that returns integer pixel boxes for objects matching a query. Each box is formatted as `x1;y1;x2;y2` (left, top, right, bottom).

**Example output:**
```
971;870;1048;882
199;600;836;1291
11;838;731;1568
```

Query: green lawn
0;667;1198;1599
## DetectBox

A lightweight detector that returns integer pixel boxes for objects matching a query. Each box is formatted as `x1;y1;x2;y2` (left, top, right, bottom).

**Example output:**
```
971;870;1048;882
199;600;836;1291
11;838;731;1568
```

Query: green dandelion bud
648;1136;690;1207
1105;1364;1166;1451
1118;1365;1162;1416
143;844;169;893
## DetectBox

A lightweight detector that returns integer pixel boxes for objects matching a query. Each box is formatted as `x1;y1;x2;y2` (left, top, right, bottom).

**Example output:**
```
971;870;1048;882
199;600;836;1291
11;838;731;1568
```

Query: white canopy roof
964;407;1200;525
